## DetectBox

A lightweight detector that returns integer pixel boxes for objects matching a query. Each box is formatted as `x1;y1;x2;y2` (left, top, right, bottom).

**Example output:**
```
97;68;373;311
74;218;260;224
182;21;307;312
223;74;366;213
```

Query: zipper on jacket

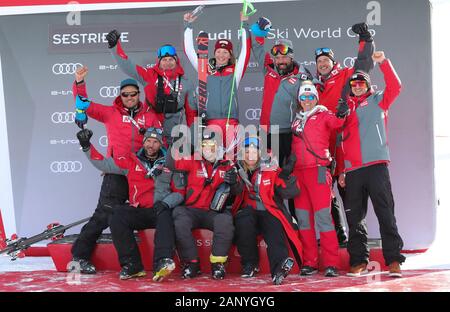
133;185;138;204
376;124;383;145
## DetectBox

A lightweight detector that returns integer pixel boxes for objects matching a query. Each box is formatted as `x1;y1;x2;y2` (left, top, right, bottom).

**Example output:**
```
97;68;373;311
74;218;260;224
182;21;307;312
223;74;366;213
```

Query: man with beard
249;17;313;166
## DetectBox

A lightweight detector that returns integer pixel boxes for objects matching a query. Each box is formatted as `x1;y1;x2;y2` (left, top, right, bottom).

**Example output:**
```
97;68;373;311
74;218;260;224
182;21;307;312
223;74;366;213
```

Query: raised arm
77;129;128;175
234;12;252;87
374;51;402;111
106;30;147;86
183;13;199;71
249;16;272;75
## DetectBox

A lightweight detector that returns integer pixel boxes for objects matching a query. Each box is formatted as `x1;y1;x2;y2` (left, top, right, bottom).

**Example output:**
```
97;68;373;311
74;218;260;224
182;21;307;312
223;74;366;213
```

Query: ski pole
225;0;257;131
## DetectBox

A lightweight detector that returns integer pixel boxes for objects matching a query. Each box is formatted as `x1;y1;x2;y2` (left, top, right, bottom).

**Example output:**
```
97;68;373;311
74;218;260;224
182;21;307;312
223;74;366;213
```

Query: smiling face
214;48;232;66
350;80;369;97
120;85;140;109
244;146;260;169
143;137;161;158
159;56;177;70
274;54;293;73
299;93;318;112
316;55;334;76
202;140;218;163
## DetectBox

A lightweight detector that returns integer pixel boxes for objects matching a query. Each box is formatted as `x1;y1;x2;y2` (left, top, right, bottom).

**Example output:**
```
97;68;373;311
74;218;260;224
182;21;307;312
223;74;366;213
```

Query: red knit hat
214;39;233;54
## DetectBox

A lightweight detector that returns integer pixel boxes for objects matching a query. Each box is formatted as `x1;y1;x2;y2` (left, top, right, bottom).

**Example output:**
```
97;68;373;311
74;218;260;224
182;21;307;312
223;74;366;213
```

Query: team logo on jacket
360;100;368;107
138;118;145;125
225;68;233;74
262;179;271;186
268;72;277;79
219;171;225;178
135;165;143;172
197;170;205;177
288;78;297;85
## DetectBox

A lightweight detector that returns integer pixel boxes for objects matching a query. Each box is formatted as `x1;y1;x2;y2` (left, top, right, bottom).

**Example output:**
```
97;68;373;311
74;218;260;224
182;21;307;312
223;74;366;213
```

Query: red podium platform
48;230;388;274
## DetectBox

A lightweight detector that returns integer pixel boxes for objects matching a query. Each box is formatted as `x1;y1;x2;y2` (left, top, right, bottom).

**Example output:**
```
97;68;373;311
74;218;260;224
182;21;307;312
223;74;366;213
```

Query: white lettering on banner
52;32;129;45
347;26;376;38
99;65;118;71
51;90;73;96
244;87;263;93
267;28;289;40
208;30;232;41
50;139;78;145
293;27;341;39
247;62;259;68
367;1;381;26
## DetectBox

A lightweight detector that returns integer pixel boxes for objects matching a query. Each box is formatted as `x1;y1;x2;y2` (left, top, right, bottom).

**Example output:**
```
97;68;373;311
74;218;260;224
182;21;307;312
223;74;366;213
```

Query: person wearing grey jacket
77;127;184;282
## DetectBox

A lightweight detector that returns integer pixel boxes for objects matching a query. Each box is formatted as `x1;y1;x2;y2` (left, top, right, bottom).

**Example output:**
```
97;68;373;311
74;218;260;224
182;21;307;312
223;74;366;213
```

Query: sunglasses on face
157;45;177;58
270;44;293;56
299;94;316;101
315;47;332;56
350;80;367;88
121;91;139;98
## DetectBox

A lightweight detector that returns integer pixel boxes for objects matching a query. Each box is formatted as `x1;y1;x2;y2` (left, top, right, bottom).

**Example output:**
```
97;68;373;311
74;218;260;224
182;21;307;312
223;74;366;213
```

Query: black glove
153;201;170;215
77;128;93;151
279;154;296;180
224;168;238;185
106;30;120;48
336;98;350;119
351;22;372;42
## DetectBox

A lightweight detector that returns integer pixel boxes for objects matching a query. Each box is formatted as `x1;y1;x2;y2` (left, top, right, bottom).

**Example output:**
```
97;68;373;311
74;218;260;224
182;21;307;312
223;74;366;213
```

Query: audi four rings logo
100;86;120;98
52;63;82;75
99;135;108;147
245;109;261;120
50;161;83;173
51;112;75;123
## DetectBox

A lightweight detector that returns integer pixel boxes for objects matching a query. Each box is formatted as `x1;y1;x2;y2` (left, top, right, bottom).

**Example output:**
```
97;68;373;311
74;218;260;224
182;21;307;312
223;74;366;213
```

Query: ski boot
241;263;259;278
300;265;318;276
153;258;176;282
324;266;339;277
119;263;146;280
211;263;226;280
210;255;227;280
181;260;201;279
69;257;96;274
272;257;294;285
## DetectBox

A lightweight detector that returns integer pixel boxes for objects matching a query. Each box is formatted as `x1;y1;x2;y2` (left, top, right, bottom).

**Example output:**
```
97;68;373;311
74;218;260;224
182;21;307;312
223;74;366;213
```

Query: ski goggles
121;91;139;98
244;137;260;149
146;127;163;135
315;47;333;57
270;44;293;56
350;80;368;88
202;140;217;148
299;94;316;101
157;45;177;59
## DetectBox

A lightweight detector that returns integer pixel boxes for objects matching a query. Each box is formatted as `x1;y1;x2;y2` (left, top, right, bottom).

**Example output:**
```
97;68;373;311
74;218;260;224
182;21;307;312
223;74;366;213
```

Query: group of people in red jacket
69;9;405;285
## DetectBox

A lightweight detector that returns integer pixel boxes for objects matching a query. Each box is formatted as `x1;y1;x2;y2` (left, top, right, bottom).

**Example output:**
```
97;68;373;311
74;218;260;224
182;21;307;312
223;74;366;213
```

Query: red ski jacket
315;40;375;113
112;41;197;128
73;81;161;160
173;155;233;210
232;162;303;266
291;107;345;170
